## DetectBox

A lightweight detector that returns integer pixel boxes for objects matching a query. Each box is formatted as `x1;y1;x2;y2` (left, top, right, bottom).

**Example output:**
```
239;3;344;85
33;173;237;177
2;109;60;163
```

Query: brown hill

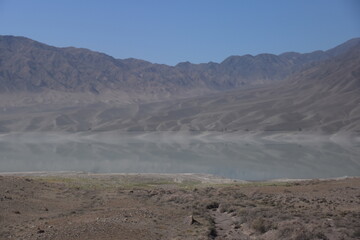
0;42;359;133
1;35;358;101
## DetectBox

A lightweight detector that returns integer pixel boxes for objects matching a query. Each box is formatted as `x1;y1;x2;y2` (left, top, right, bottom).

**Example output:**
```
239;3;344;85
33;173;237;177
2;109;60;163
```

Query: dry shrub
353;229;360;238
251;217;273;234
206;202;219;210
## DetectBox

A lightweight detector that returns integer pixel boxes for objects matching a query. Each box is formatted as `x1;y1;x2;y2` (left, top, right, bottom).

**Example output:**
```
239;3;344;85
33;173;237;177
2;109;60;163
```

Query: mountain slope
1;35;359;105
0;42;359;133
0;36;200;95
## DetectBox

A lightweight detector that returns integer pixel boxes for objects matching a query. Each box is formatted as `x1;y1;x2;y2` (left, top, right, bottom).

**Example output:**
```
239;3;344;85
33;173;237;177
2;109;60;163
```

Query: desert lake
0;132;359;181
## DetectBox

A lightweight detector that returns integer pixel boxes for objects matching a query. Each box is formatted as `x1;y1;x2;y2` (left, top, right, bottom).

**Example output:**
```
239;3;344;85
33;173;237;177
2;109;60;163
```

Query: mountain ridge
0;36;359;133
1;35;359;98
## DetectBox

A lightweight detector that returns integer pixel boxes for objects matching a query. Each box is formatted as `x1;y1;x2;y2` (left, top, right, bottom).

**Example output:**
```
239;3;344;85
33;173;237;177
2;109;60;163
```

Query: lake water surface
0;132;359;180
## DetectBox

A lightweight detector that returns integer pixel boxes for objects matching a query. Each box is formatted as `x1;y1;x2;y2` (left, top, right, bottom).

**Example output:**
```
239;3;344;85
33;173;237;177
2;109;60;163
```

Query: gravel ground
1;174;359;240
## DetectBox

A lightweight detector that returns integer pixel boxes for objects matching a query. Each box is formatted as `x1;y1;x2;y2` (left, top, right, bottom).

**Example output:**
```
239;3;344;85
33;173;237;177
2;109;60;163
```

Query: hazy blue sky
0;0;359;65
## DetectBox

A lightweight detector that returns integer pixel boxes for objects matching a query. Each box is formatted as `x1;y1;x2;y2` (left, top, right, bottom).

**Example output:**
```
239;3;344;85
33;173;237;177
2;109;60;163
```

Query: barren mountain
0;36;204;104
1;36;359;105
0;36;359;133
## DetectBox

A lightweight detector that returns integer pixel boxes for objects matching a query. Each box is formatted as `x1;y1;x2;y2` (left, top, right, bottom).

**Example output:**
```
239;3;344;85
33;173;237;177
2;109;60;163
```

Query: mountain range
0;35;359;133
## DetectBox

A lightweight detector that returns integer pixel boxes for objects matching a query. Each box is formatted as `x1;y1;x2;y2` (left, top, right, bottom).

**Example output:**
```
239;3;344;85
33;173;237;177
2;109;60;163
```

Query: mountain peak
0;35;358;96
326;37;360;57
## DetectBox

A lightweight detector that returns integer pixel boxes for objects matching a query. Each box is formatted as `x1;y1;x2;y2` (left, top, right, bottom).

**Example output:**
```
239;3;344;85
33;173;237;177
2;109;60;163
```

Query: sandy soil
1;173;359;240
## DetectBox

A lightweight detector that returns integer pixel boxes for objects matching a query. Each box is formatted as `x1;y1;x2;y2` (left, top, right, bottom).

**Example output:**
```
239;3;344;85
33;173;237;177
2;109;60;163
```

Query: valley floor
1;173;359;240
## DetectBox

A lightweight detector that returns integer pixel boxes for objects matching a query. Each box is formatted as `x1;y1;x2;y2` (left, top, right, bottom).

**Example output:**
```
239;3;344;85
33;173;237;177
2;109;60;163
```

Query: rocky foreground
1;173;359;240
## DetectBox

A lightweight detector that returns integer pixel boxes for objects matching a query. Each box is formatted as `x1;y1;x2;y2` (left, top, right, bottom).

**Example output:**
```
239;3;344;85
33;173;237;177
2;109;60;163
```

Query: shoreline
0;171;358;184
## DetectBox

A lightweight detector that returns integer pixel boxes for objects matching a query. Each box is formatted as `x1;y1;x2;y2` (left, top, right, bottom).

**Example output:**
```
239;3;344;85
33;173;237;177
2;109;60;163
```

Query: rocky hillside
1;35;359;98
0;42;359;133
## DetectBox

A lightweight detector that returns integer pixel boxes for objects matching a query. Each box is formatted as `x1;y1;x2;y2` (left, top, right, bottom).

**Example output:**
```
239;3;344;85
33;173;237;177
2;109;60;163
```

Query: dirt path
211;209;250;240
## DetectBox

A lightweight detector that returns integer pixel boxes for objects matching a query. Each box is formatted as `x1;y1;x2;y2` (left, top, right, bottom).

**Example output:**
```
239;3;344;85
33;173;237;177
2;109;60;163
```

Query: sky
0;0;359;65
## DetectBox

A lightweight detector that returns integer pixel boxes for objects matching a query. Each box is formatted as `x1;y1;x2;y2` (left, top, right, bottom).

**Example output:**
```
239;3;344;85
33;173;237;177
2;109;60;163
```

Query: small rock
206;202;219;210
185;215;200;225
